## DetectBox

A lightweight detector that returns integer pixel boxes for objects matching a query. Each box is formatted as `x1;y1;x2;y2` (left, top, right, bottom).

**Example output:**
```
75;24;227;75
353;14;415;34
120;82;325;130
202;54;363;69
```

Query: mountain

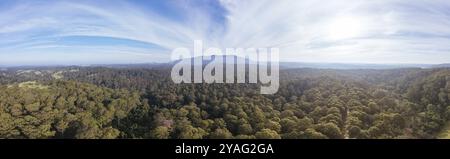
171;55;257;65
172;56;441;70
2;57;449;70
431;63;450;68
279;62;434;70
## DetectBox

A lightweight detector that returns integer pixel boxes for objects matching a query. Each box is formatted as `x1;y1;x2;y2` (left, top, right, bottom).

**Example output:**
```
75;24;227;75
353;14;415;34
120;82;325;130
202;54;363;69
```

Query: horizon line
0;61;446;68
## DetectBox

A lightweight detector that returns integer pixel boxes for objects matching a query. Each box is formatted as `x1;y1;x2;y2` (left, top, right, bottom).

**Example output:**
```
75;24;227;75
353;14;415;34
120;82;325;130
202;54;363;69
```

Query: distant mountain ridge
169;56;445;70
279;62;435;70
1;56;449;70
431;63;450;68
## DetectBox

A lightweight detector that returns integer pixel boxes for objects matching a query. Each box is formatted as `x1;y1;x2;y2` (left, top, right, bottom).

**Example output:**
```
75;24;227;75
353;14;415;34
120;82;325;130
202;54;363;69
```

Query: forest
0;65;449;139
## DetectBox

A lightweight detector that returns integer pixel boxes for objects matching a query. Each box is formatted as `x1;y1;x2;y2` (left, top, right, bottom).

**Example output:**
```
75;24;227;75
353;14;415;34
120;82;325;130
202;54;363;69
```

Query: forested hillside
0;67;449;139
0;80;141;138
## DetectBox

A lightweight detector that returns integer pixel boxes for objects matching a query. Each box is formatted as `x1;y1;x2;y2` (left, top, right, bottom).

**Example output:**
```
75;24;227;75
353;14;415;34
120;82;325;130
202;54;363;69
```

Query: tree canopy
0;67;449;139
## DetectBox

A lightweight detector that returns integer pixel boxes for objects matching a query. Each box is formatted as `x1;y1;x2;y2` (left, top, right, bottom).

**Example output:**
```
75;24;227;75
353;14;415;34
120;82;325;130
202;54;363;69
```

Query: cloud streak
0;0;449;65
219;0;450;64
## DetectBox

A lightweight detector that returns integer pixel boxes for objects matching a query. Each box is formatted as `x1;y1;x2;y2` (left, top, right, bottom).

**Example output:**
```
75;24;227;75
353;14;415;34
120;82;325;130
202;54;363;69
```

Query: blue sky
0;0;450;65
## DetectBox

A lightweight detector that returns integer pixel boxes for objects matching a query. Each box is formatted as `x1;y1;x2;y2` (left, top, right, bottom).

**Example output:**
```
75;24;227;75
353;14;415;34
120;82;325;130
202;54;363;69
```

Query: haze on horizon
0;0;450;66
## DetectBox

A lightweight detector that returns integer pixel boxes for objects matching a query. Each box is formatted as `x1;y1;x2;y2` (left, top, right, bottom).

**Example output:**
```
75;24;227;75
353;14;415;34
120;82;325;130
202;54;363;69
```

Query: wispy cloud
0;0;449;65
218;0;450;64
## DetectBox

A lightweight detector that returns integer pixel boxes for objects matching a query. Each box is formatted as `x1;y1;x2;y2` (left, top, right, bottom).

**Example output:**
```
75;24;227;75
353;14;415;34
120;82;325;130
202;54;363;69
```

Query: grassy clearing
437;121;450;139
52;71;64;79
17;81;49;89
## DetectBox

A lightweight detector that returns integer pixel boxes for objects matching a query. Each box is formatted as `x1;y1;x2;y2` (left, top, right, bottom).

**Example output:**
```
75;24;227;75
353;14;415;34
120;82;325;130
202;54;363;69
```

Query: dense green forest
0;66;449;139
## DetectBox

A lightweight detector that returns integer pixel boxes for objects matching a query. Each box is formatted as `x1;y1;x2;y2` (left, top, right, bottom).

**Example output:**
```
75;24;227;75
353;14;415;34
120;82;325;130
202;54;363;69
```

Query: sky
0;0;450;66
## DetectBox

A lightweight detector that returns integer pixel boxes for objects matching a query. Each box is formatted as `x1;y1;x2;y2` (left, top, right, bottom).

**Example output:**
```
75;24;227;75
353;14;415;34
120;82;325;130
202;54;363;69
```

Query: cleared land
437;121;450;139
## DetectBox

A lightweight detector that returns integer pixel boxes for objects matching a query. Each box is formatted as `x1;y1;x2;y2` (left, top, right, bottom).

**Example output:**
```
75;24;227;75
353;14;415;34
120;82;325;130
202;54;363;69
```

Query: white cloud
0;0;449;64
218;0;450;64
